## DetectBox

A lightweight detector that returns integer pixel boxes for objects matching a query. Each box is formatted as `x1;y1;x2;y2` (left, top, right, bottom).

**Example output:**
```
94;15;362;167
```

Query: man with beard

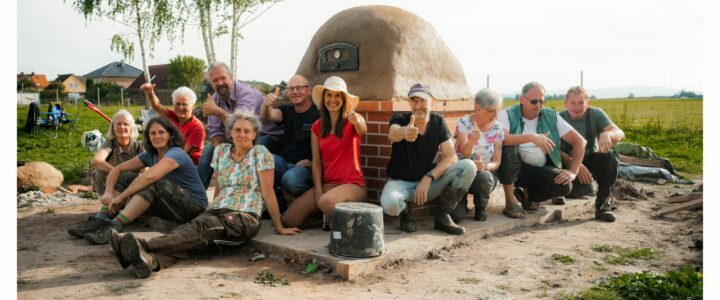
379;83;476;235
260;74;319;212
198;62;282;189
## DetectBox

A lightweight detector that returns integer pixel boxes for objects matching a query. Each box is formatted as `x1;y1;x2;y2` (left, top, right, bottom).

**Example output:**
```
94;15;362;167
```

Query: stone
17;161;64;193
296;5;472;101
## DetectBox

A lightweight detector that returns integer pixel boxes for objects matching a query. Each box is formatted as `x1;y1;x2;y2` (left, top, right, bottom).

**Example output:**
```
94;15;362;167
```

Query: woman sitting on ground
282;76;367;228
77;117;208;245
68;110;144;238
450;88;512;221
109;110;300;278
142;83;205;165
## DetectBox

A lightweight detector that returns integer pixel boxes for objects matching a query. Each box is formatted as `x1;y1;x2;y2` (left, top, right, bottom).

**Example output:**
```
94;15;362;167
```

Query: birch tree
225;0;281;78
71;0;183;83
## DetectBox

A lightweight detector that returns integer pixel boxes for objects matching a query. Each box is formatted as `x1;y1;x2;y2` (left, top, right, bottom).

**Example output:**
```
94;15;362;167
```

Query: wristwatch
425;171;435;181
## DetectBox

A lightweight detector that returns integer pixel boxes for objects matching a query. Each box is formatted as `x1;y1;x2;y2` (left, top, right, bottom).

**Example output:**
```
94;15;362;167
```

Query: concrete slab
248;190;596;280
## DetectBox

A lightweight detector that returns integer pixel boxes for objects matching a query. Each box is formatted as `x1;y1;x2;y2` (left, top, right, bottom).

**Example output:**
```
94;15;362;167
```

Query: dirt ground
17;180;702;300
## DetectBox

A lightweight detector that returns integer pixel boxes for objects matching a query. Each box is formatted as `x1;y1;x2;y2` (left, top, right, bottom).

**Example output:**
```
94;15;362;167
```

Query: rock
17;162;64;193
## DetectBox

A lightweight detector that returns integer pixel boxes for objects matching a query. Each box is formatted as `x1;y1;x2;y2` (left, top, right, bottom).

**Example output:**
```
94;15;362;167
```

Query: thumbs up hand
263;87;280;108
404;114;419;142
347;109;360;125
470;120;482;142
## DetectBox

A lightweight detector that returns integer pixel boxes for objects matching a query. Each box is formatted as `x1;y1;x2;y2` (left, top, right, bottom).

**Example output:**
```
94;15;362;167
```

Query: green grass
17;103;146;184
604;247;661;266
561;265;702;300
506;98;703;175
551;254;576;264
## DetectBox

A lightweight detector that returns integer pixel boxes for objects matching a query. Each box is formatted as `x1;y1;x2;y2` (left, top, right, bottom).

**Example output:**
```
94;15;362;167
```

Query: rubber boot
399;201;417;233
473;194;489;221
450;195;468;223
434;186;466;235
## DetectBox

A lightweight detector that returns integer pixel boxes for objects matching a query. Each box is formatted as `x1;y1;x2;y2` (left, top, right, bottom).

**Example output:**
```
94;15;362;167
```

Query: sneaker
109;229;130;269
83;220;121;245
595;211;616;222
121;233;157;278
68;216;105;238
551;197;566;205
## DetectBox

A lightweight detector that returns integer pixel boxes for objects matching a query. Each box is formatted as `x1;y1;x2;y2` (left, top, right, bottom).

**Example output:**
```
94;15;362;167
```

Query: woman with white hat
282;76;367;228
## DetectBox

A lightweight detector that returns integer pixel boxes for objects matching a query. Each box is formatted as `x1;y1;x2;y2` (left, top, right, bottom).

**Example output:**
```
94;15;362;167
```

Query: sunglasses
528;99;546;105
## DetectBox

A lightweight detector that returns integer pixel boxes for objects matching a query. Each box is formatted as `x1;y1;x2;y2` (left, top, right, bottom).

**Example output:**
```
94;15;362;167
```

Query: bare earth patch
17;180;702;299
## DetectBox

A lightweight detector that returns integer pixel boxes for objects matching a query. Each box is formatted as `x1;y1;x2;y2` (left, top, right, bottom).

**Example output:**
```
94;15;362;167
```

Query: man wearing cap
260;74;319;211
197;62;284;189
496;82;586;215
559;86;624;222
380;83;477;235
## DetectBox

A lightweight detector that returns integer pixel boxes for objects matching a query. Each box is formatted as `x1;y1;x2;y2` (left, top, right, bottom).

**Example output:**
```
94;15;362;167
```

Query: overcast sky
17;0;703;96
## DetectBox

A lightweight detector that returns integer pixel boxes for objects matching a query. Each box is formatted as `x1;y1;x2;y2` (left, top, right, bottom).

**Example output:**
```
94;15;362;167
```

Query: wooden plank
657;198;703;216
618;154;664;168
668;193;703;204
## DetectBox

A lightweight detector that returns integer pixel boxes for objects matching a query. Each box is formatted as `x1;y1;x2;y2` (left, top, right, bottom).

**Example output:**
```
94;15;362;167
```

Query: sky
16;0;703;97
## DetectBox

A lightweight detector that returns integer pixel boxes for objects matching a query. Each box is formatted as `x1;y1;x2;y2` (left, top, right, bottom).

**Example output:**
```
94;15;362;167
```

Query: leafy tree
40;81;67;100
17;77;36;91
226;0;281;77
166;55;207;91
628;93;635;99
86;80;122;105
590;95;597;100
71;0;184;84
674;89;702;99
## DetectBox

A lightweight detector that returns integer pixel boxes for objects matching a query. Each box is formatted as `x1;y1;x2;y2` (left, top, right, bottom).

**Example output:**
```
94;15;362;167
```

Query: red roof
17;74;49;89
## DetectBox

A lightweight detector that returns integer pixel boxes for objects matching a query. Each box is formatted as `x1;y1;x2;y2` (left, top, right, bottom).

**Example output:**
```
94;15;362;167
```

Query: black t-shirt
277;103;320;163
386;112;452;181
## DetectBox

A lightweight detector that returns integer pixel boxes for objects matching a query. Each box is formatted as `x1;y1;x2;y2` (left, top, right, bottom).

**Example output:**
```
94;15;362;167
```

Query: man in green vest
559;86;625;222
496;82;587;216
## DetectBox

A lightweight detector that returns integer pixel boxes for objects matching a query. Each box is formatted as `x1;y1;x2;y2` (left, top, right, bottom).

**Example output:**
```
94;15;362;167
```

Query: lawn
16;98;703;184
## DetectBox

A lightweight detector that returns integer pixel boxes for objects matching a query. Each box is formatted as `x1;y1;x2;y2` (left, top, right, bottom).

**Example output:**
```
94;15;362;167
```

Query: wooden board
618;154;664;168
668;193;702;204
657;198;703;216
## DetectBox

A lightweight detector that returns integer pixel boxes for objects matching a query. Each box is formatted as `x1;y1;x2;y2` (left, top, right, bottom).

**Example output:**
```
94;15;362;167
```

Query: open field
16;98;703;184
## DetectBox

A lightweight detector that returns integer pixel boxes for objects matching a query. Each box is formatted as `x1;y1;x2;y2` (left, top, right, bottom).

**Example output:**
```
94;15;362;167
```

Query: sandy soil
17;180;702;300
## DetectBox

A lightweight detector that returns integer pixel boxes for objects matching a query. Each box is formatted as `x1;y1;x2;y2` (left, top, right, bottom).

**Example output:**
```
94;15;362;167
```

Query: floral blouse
210;144;274;215
454;115;505;164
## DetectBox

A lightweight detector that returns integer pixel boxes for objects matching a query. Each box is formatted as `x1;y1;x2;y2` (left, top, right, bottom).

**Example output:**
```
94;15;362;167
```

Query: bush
564;266;702;300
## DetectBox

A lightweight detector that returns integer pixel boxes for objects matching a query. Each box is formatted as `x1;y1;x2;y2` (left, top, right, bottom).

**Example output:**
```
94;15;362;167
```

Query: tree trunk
198;0;215;66
207;7;216;63
134;0;150;84
230;1;241;78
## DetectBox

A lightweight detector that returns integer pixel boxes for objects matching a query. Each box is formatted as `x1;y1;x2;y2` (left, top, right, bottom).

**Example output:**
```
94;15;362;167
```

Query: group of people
67;61;624;279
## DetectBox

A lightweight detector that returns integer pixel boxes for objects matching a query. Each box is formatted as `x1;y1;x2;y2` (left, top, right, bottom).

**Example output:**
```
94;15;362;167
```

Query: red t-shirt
311;120;365;186
164;110;205;165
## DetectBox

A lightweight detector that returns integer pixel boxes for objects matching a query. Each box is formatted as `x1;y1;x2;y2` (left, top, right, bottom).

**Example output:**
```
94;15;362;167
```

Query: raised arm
141;83;169;116
260;89;283;123
347;110;367;136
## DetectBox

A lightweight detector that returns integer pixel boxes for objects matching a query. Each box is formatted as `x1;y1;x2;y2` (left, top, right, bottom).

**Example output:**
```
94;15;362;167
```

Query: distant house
54;74;86;100
127;64;172;105
85;60;143;88
17;73;49;90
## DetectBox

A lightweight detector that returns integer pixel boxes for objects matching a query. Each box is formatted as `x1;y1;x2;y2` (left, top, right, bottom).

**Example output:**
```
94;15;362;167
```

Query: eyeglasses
287;85;309;92
529;99;546;105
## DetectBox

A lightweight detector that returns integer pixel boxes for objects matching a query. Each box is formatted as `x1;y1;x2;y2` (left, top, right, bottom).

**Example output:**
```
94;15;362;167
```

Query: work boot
551;196;566;205
83;219;122;245
67;216;105;238
473;194;489;222
121;233;159;278
109;228;131;269
595;210;616;222
399;203;417;233
434;186;466;235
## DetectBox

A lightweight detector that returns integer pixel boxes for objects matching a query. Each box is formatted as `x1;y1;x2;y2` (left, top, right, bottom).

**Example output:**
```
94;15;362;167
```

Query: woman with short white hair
141;83;206;165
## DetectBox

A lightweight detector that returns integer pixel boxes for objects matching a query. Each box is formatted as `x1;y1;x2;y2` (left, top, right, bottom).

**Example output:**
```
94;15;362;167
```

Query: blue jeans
197;143;215;189
273;154;312;196
380;159;476;216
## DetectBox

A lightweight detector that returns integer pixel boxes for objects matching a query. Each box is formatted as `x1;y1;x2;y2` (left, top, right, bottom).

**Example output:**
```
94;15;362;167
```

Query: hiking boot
450;195;468;224
433;186;466;235
551;196;566;205
399;205;417;233
121;233;158;278
595;211;616;222
68;216;105;238
109;228;130;269
83;219;122;245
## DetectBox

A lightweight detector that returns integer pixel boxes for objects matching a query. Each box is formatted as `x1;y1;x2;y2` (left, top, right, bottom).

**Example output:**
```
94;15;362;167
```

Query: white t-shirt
498;109;573;167
454;115;505;164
